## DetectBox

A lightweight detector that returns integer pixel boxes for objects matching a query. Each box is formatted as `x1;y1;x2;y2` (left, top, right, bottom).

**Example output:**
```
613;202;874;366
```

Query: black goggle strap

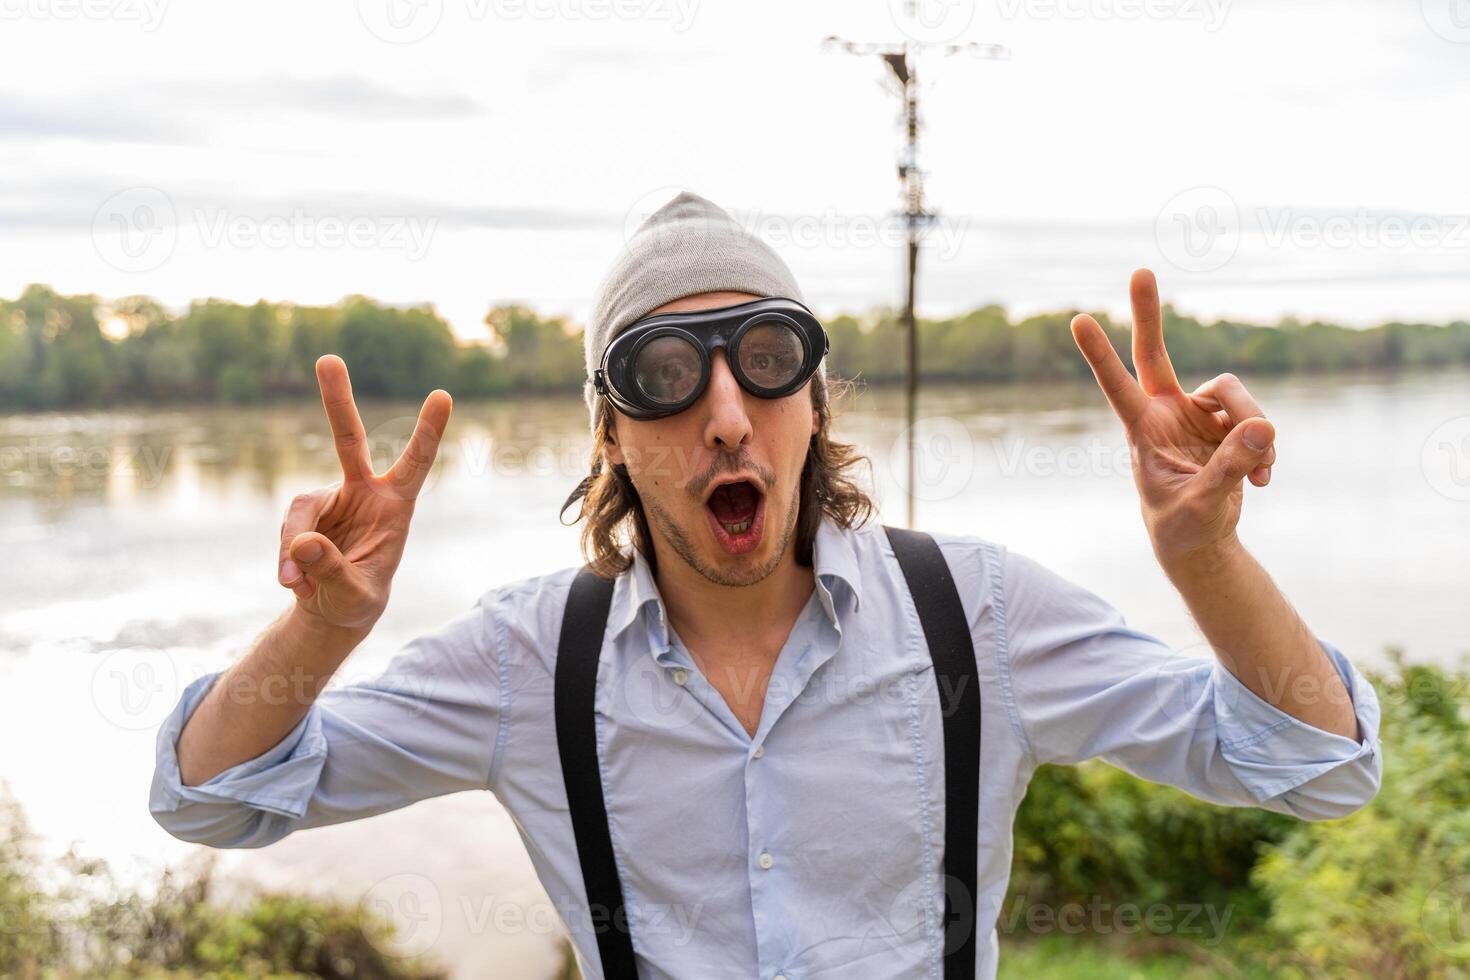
616;313;818;367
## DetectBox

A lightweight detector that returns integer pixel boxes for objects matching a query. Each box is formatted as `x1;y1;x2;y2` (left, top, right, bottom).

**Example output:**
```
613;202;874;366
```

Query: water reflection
4;369;1466;667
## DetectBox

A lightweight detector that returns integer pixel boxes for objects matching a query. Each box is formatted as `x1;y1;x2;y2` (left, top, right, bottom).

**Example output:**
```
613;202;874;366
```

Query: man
151;192;1383;979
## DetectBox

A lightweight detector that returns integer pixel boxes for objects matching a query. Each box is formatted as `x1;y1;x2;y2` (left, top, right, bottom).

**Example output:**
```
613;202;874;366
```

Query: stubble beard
641;481;801;588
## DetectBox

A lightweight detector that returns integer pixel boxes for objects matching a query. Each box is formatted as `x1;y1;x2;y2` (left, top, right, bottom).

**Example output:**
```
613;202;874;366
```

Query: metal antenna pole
823;31;1007;527
900;49;923;528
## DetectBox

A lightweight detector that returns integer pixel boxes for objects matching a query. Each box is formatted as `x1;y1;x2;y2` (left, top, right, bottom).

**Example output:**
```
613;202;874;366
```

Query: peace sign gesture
277;355;453;630
1070;269;1278;567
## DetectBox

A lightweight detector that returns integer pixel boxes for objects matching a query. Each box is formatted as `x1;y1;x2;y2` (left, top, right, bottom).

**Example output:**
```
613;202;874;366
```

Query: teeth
720;520;752;535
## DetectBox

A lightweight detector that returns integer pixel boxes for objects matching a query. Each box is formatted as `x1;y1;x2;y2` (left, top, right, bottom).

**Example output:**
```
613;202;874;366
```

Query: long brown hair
560;372;876;578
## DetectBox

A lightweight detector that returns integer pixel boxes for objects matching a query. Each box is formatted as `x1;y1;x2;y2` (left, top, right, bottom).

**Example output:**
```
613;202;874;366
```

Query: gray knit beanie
583;191;816;431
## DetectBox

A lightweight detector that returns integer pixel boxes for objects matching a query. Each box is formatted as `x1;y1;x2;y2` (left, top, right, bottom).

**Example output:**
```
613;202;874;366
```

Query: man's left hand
1070;268;1278;570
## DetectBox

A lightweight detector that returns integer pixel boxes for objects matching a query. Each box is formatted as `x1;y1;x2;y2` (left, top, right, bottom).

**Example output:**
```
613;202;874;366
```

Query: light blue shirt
150;517;1383;979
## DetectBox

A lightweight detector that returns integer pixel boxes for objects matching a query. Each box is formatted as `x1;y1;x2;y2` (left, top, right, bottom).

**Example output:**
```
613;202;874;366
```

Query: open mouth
704;479;765;555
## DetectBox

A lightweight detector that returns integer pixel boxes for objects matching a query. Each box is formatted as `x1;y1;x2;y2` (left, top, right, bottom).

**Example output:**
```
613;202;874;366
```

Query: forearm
176;604;371;786
1160;535;1360;741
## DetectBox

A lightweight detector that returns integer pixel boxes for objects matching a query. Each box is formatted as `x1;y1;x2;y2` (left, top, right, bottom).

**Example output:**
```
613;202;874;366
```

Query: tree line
3;283;1468;410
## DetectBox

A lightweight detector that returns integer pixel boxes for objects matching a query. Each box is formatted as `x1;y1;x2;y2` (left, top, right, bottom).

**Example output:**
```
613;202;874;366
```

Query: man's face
604;290;820;588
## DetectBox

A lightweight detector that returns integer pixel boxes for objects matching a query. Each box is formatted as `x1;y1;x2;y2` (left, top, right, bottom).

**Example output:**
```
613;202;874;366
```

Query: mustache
689;450;774;499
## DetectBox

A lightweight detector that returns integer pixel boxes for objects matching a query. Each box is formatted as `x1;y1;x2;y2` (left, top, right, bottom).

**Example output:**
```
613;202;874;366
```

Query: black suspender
552;566;635;978
553;526;981;980
883;525;983;978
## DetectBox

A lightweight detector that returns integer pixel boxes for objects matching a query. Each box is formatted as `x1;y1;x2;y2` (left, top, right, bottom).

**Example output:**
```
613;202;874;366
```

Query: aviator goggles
592;297;830;421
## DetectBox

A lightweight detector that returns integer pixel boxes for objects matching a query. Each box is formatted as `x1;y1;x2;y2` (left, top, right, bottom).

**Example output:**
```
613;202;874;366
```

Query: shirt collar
608;515;866;648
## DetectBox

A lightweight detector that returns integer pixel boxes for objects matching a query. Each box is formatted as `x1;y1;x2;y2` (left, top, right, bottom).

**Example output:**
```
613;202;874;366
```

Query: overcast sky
2;0;1467;340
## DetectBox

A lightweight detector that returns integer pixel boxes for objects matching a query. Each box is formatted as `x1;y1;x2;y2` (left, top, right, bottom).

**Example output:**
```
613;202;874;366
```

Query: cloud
0;101;185;143
0;175;614;233
0;74;487;146
522;46;710;89
164;75;488;121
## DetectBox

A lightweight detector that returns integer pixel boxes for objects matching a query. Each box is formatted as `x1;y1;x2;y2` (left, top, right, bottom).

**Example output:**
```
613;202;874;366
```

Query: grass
998;936;1276;980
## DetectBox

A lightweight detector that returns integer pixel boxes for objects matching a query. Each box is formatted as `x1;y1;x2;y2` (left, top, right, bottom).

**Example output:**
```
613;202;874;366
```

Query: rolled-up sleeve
998;547;1383;821
149;596;505;848
1210;638;1381;819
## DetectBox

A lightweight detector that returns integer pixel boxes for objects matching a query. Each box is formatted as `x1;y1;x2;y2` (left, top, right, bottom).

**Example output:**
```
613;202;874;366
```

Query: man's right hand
278;354;452;632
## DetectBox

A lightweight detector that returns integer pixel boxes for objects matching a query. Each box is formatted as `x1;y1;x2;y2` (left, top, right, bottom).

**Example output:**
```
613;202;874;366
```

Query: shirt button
752;744;765;759
672;668;689;686
758;852;774;870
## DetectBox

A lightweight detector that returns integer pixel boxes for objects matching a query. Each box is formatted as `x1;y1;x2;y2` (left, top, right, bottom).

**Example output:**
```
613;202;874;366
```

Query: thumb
1196;417;1274;494
289;531;352;584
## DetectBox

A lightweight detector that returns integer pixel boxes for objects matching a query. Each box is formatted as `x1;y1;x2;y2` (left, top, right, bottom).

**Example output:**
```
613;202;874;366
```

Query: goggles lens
737;320;806;390
597;298;827;420
634;335;702;405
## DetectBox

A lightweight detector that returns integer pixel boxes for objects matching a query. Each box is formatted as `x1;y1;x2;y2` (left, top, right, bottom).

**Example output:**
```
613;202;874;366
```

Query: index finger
385;388;453;499
1129;268;1182;396
316;355;373;481
1071;313;1149;428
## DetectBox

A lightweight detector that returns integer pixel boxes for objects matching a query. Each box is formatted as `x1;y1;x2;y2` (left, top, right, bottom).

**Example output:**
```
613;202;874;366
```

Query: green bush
1011;760;1290;928
0;784;446;979
76;862;448;979
0;790;65;977
1252;651;1470;978
1005;651;1470;978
